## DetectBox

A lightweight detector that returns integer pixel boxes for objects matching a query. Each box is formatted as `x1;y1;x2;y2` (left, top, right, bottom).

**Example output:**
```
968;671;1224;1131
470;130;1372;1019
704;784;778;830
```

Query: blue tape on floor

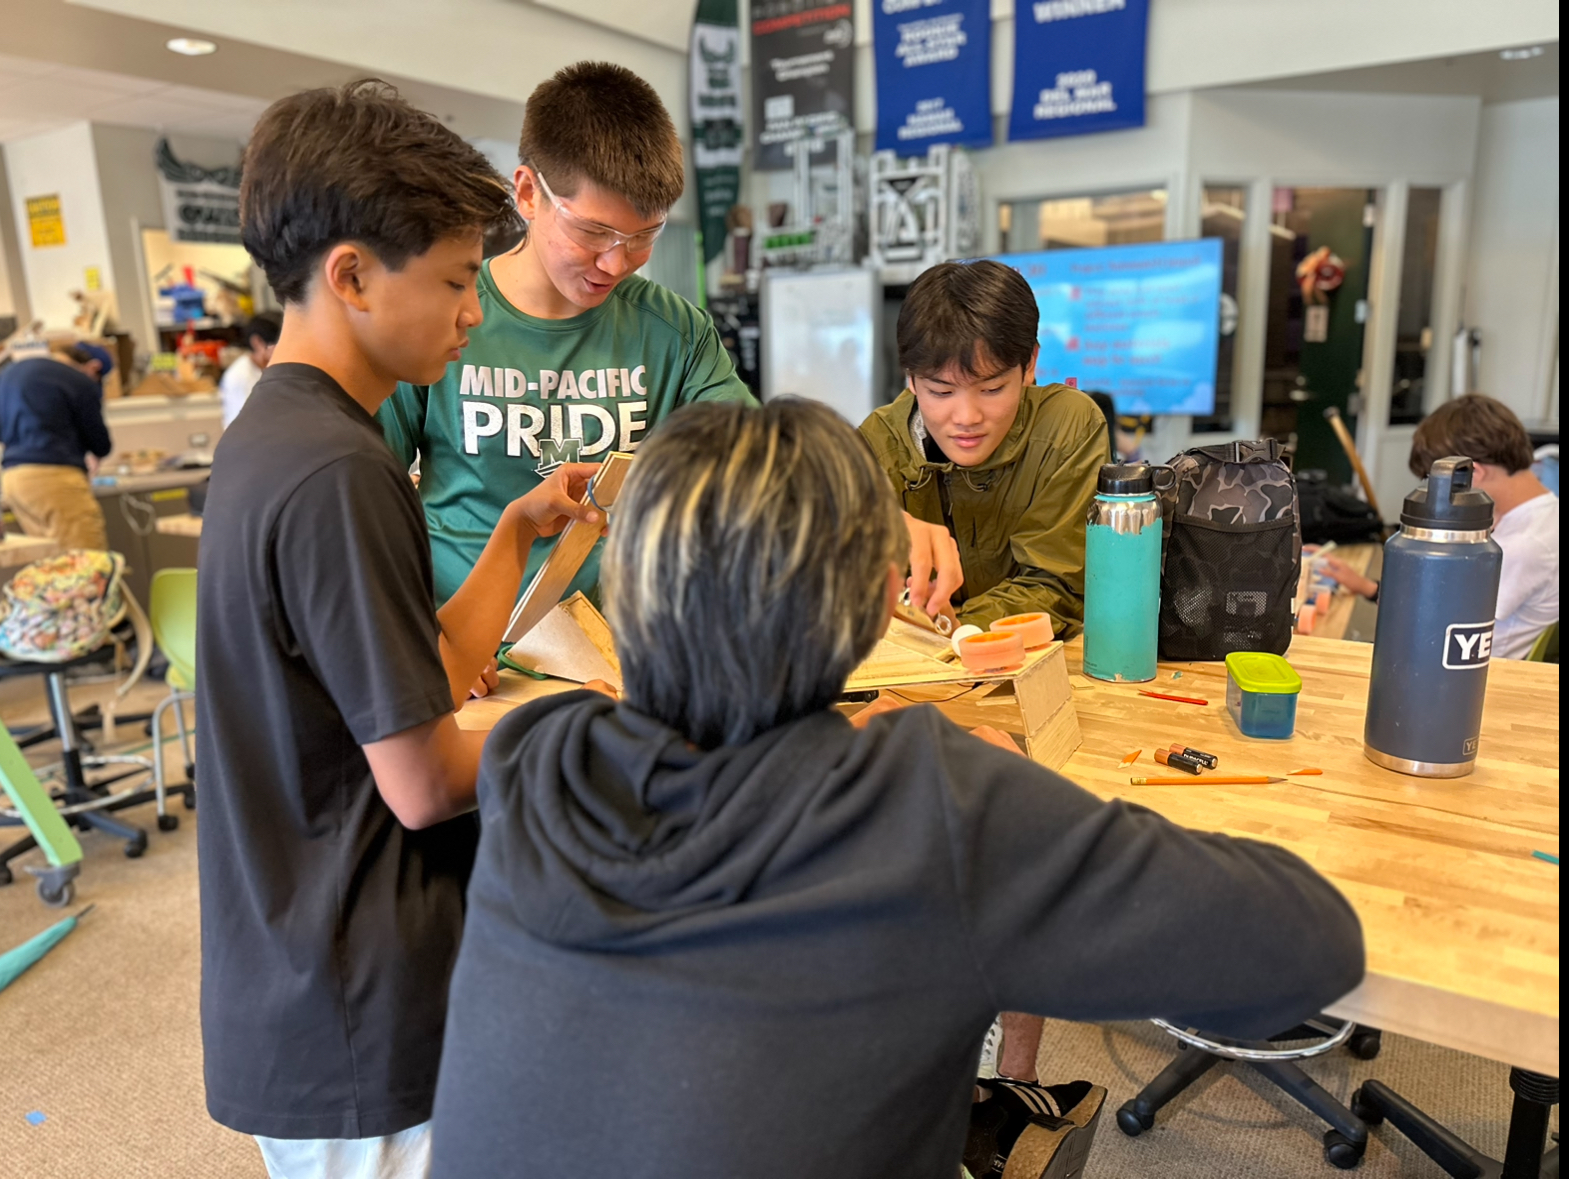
25;1110;47;1125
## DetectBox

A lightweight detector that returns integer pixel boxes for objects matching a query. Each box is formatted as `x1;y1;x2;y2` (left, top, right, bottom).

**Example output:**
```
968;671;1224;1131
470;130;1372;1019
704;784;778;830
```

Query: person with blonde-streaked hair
430;398;1365;1179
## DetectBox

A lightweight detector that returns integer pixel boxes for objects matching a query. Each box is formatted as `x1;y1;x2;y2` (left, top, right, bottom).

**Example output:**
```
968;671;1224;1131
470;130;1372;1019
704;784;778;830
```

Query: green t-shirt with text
378;264;754;605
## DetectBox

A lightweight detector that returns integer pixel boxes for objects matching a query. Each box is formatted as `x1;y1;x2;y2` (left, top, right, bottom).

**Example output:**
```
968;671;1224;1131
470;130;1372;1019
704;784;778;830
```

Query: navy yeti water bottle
1364;457;1503;778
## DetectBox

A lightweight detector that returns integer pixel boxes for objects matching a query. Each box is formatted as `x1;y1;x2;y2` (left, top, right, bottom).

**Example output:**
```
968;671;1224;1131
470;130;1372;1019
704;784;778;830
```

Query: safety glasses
533;169;665;257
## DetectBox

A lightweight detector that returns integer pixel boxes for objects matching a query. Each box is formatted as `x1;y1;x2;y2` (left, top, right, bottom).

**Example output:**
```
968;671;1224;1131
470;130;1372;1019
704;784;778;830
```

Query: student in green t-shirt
377;61;755;615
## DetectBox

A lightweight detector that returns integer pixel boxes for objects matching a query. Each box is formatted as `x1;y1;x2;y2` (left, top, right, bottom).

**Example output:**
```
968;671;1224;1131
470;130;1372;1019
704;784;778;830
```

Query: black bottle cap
1098;462;1153;495
1401;456;1494;530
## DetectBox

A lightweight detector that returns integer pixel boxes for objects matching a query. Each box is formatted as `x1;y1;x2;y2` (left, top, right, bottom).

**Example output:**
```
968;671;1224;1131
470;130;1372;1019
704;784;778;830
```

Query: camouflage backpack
1157;439;1300;660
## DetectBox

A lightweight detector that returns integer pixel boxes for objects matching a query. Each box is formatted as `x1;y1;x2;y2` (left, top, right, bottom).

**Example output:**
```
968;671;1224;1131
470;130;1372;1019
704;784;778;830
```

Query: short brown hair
1409;394;1534;477
898;260;1041;380
518;62;684;218
602;399;904;749
242;81;518;304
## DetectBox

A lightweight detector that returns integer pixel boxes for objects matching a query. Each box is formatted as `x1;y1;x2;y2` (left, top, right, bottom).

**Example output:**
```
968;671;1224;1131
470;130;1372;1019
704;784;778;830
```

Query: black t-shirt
195;363;475;1139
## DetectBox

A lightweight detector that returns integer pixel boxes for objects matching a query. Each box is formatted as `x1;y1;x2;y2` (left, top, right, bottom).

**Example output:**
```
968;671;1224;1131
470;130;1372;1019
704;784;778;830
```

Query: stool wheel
0;863;12;886
1349;1087;1384;1127
124;832;148;858
1346;1030;1382;1060
37;877;74;908
1116;1101;1154;1137
182;787;196;810
157;813;180;832
1323;1129;1365;1169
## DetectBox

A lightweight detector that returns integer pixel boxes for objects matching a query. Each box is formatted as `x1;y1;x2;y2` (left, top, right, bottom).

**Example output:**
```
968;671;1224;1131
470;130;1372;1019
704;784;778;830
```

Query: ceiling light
166;37;218;56
1499;46;1544;61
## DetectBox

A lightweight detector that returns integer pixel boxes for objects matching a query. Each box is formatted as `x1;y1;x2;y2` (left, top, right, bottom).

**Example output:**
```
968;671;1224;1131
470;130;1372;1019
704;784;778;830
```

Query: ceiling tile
0;74;135;120
86;91;213;128
156;84;267;114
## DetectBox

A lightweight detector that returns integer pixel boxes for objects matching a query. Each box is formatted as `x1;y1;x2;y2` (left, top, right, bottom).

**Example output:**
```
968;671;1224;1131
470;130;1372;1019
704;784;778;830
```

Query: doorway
1260;187;1378;484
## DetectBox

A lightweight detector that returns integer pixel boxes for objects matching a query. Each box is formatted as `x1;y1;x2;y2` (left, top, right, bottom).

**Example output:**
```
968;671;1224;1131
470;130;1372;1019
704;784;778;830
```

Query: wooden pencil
1128;775;1287;785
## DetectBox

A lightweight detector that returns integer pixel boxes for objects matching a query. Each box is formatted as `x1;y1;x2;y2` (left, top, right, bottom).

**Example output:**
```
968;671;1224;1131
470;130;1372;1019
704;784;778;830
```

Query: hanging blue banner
872;0;992;153
1008;0;1148;142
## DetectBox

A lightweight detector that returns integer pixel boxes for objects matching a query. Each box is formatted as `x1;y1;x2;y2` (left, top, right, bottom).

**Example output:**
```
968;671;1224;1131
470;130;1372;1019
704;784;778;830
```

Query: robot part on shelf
762;129;860;270
868;144;980;285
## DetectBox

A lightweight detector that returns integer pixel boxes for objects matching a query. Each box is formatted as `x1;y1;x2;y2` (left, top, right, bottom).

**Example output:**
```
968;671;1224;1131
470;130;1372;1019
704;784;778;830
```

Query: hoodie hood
474;691;869;950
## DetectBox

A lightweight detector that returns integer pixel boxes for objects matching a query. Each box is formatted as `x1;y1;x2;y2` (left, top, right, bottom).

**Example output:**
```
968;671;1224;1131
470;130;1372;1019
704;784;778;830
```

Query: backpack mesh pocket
1159;516;1296;660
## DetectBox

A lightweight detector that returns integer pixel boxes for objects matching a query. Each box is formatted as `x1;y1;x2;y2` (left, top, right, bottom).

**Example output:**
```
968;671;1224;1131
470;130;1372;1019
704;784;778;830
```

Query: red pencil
1138;689;1210;706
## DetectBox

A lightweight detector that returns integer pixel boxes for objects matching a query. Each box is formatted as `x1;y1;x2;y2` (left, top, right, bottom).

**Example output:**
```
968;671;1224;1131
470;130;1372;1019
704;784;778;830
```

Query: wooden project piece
849;621;1081;771
502;453;632;645
506;593;622;687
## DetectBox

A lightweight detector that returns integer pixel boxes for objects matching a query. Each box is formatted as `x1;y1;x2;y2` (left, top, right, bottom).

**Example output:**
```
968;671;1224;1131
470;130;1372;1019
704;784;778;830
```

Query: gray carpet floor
1;673;1547;1177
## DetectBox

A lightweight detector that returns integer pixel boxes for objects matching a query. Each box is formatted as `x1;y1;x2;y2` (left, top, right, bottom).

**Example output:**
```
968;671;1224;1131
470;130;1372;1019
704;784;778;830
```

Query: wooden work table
459;633;1560;1077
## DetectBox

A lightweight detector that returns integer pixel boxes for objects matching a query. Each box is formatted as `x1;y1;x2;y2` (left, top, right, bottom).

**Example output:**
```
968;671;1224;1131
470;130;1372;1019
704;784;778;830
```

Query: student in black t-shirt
195;82;602;1179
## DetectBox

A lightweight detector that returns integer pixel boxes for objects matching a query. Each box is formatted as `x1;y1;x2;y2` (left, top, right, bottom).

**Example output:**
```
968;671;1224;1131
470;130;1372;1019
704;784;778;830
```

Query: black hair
241;81;519;304
897;259;1040;380
245;312;282;348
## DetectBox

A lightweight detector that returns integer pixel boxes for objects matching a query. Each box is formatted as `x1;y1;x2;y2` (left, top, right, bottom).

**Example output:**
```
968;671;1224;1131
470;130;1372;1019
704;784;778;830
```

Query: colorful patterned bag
0;551;127;663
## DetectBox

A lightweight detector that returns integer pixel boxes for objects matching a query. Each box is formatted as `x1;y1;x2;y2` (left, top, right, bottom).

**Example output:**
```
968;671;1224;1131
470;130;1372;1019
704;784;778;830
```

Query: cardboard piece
506;593;622;687
502;453;633;645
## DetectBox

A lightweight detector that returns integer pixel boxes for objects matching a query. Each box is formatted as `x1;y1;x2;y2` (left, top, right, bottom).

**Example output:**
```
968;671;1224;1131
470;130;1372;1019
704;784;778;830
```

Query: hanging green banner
691;0;745;268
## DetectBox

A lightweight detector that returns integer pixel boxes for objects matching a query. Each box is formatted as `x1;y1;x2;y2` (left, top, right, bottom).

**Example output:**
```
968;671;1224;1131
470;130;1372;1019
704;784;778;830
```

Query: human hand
903;511;963;619
467;657;499;699
584;679;620;699
507;463;605;539
970;725;1021;755
848;692;906;729
1319;556;1378;600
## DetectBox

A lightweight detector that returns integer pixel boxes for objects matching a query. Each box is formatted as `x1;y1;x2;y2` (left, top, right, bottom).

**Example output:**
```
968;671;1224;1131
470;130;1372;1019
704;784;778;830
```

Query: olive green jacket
859;383;1108;635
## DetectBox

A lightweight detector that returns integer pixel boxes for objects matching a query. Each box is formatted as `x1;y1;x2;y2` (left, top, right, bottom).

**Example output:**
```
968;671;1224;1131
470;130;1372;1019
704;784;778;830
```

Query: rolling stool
1352;1068;1559;1178
0;645;157;885
1117;1016;1383;1169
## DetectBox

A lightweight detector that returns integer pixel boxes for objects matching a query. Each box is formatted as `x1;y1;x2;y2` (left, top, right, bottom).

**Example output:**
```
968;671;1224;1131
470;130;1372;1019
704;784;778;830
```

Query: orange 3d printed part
956;631;1026;673
990;612;1054;649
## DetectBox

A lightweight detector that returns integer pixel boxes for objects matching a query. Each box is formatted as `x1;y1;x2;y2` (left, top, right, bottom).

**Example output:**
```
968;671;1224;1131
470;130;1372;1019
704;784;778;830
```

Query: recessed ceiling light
166;37;218;56
1499;45;1544;61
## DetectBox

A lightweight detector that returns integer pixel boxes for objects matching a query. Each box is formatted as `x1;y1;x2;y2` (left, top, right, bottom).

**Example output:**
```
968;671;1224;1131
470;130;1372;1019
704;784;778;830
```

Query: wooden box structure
505;597;1081;771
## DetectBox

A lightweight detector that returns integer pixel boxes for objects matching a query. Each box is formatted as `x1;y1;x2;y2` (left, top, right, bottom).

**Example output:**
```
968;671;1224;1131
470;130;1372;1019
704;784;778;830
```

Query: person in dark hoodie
430;398;1365;1179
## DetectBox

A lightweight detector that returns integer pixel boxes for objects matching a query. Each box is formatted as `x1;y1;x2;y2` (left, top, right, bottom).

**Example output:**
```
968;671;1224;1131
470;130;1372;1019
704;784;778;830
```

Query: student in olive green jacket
859;259;1109;637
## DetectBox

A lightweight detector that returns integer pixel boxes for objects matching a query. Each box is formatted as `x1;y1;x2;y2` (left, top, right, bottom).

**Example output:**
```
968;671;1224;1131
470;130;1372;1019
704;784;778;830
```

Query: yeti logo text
1442;622;1494;670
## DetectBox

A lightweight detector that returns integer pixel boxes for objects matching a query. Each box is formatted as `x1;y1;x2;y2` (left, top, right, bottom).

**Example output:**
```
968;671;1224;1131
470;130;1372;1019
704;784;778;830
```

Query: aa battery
1154;748;1204;775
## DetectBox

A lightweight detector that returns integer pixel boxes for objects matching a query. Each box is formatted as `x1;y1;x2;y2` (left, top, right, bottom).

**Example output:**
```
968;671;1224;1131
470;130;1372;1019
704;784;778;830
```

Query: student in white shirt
219;312;282;427
1323;394;1558;659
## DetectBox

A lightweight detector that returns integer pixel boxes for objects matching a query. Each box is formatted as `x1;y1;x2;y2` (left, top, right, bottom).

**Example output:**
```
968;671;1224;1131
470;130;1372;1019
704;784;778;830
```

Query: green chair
1525;621;1558;664
0;725;83;907
148;568;198;830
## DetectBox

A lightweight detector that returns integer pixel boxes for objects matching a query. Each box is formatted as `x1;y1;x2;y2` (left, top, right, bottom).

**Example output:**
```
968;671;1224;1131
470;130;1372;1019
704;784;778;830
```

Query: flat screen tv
993;238;1224;416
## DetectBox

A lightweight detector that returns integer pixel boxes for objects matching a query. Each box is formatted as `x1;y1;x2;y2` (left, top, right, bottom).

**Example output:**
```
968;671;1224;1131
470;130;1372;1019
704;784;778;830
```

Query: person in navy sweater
0;343;113;549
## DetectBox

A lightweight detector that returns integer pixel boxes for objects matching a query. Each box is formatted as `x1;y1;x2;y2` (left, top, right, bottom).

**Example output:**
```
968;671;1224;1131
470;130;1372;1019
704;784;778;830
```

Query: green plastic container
1225;652;1302;739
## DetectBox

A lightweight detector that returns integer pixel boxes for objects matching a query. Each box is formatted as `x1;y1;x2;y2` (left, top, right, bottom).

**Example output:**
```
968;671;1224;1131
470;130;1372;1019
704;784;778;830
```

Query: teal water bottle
1084;463;1166;682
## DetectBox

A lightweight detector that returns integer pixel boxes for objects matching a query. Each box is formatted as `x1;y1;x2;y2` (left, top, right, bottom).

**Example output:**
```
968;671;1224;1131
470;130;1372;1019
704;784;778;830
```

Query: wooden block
502;453;633;645
1025;696;1083;772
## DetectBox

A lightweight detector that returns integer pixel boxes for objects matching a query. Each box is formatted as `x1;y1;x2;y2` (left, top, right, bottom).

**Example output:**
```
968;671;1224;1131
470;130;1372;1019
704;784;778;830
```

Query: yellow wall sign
26;194;66;248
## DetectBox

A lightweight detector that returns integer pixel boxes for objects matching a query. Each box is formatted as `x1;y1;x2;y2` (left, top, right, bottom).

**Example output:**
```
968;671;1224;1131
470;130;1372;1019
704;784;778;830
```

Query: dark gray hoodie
430;692;1363;1178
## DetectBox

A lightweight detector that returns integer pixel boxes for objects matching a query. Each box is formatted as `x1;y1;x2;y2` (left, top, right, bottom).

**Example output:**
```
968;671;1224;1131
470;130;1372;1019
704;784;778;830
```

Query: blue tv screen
993;238;1224;416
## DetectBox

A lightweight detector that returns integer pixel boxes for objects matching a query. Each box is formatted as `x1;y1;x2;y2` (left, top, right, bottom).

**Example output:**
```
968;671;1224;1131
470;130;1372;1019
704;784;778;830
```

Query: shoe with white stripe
963;1078;1107;1179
